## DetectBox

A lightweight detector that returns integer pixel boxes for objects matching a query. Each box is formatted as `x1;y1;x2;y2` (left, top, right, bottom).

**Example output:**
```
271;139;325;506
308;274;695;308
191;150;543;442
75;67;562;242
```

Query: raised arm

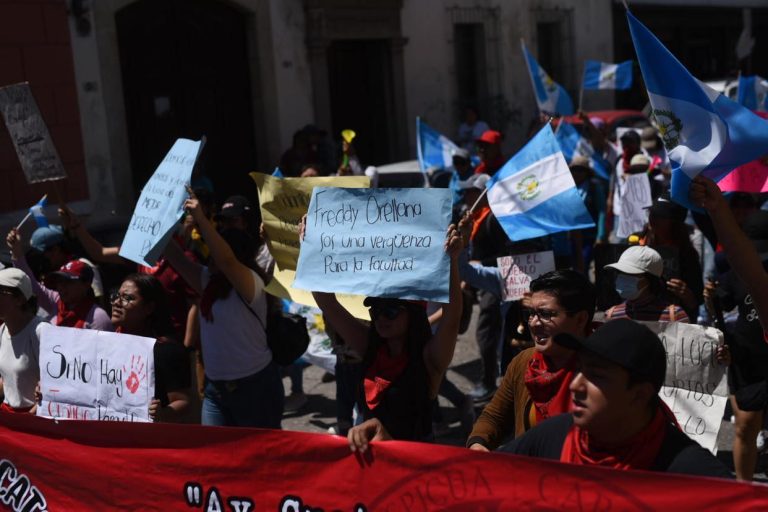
163;233;204;295
312;292;369;357
690;176;768;333
59;206;124;265
184;190;260;302
6;228;59;315
423;224;463;395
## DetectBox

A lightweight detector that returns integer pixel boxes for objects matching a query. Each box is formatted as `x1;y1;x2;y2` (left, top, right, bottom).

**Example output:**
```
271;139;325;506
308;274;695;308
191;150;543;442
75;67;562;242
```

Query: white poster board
497;251;555;302
617;173;652;238
37;325;155;422
642;322;728;453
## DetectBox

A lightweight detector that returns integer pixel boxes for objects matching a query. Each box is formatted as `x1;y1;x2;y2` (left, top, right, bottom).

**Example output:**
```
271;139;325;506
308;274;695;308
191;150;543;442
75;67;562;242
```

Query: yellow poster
250;173;370;270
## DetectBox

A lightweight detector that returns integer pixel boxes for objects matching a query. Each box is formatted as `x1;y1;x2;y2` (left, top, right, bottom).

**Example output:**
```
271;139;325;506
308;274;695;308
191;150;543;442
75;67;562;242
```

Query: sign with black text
497;251;555;301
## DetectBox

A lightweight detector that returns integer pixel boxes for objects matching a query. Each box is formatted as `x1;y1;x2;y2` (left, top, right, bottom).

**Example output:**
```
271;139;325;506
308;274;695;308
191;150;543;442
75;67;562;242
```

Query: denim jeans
202;361;283;428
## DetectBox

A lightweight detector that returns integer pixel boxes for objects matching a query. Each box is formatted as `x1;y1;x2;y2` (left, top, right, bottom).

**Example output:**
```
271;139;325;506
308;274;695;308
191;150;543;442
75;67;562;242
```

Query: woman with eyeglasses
163;190;282;428
0;268;44;414
306;220;464;441
110;273;191;422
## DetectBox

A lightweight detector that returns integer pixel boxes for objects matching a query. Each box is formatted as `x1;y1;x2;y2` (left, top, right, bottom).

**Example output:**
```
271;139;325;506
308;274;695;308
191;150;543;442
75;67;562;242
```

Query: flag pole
520;38;542;117
15;193;47;230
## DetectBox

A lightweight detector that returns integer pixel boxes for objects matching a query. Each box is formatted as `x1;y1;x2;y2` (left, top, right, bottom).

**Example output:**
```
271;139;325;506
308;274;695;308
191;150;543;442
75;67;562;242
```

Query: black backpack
240;294;310;366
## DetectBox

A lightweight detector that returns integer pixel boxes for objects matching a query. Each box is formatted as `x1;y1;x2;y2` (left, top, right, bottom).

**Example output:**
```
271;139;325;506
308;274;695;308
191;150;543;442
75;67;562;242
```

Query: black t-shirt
153;341;192;407
500;413;733;479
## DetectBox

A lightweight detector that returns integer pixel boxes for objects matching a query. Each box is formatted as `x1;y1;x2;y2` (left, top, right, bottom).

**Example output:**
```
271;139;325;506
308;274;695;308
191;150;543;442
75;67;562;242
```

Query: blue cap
30;225;65;252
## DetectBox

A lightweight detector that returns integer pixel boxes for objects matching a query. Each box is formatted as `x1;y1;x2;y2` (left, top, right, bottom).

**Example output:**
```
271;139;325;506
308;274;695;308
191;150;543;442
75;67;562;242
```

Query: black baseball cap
554;318;667;392
216;195;251;219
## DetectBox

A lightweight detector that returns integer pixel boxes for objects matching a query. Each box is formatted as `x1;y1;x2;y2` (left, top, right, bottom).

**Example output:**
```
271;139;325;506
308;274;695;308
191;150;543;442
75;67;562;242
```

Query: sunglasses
110;292;137;306
369;305;406;321
522;308;562;323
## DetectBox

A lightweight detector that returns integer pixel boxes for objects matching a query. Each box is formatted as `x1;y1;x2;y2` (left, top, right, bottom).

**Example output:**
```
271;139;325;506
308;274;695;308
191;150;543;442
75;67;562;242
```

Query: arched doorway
116;0;257;201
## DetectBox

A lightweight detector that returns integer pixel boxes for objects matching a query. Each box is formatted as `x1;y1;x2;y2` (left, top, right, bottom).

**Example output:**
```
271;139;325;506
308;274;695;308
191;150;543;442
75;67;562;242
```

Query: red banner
0;412;766;511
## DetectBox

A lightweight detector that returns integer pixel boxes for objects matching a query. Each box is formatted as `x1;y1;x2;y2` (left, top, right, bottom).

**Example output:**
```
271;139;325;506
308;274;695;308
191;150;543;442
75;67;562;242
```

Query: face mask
615;274;646;301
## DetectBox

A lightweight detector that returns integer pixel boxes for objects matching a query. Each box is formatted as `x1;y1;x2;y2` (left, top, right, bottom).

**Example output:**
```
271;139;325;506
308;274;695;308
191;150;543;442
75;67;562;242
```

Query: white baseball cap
605;246;664;278
0;268;33;300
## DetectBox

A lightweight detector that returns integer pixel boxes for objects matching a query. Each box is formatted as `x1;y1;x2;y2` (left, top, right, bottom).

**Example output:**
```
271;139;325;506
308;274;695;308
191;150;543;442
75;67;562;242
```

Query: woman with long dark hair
305;218;463;441
109;273;191;422
164;191;282;428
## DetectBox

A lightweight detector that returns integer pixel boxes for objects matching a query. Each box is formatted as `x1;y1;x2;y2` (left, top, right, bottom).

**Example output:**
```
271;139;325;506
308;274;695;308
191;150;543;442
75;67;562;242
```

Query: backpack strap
238;293;266;333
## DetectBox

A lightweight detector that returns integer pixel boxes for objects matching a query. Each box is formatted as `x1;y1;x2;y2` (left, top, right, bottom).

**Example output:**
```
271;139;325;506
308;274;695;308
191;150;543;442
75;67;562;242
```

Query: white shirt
0;316;45;409
198;269;271;380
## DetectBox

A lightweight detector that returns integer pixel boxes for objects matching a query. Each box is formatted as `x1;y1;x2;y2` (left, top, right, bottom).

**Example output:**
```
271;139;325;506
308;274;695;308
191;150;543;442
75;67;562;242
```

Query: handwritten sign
497;251;555;301
617;173;652;238
119;138;202;266
37;324;155;422
251;172;370;270
0;82;67;183
294;187;452;302
642;321;727;453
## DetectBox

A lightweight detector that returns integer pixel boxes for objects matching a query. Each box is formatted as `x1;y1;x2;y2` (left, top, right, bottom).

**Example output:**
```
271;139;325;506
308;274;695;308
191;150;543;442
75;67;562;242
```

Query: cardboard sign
37;324;155;422
642;321;728;453
617;173;652;238
0;82;67;183
497;251;555;301
251;172;370;271
294;187;452;302
119;138;202;266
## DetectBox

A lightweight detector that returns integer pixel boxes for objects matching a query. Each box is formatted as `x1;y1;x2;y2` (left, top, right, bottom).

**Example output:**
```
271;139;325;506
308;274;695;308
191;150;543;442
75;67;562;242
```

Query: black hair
530;270;596;325
121;273;175;338
363;301;432;367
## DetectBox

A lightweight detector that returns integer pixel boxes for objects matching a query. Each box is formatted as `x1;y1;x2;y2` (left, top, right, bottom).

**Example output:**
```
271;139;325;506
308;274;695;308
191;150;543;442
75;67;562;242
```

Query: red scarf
470;206;491;241
199;273;231;322
56;298;94;329
363;345;408;411
0;402;33;414
621;150;638;173
560;403;676;470
524;351;578;423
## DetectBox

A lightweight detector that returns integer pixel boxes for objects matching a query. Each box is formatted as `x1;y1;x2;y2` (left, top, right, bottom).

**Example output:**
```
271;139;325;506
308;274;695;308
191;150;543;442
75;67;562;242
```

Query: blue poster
293;187;452;302
119;139;203;266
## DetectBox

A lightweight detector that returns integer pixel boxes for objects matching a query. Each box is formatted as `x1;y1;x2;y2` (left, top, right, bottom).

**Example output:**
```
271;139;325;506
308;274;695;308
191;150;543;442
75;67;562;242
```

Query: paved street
280;307;768;482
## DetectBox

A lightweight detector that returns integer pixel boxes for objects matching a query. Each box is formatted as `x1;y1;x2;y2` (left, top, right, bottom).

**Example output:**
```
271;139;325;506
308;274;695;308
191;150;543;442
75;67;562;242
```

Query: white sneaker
757;430;768;453
284;392;308;412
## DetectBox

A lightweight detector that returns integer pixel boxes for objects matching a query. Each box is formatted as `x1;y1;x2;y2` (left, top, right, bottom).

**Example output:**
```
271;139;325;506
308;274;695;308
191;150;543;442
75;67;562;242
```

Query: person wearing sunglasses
309;223;464;441
0;268;44;414
110;274;191;422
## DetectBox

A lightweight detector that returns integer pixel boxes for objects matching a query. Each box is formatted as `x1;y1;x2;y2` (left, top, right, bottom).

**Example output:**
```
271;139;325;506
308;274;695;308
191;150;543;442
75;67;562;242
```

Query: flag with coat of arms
554;122;611;180
485;124;594;242
416;117;461;172
521;42;574;117
627;11;768;209
582;60;633;90
737;75;768;112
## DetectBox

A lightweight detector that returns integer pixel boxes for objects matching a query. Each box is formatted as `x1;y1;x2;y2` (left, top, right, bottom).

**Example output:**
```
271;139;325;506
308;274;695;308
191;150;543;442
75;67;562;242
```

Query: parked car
554;109;650;137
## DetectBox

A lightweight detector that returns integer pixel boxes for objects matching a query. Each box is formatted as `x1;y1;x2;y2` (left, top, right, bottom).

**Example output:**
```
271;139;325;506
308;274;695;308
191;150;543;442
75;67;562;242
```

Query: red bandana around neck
199;273;231;322
560;402;674;471
56;298;94;329
363;344;408;411
524;350;578;423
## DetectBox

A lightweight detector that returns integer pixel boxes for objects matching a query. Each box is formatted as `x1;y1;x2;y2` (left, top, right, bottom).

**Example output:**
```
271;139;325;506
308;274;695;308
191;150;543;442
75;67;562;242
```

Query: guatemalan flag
486;124;594;242
521;42;574;116
628;11;768;209
29;195;48;228
582;60;633;90
554;122;611;180
737;75;768;112
416;117;460;172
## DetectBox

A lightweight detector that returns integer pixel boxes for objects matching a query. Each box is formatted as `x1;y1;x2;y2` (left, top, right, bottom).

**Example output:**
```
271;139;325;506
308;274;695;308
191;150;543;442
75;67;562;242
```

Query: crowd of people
2;111;768;485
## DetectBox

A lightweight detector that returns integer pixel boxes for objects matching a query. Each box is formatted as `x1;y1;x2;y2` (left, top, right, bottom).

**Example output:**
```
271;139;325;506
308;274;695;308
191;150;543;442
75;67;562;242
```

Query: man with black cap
500;319;732;478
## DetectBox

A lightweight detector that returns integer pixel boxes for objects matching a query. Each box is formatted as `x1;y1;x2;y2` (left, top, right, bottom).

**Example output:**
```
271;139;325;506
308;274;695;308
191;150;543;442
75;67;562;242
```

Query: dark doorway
328;40;395;166
116;0;257;203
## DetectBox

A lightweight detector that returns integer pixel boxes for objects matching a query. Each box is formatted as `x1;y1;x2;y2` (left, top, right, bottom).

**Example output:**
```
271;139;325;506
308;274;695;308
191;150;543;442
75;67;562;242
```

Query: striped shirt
605;295;689;323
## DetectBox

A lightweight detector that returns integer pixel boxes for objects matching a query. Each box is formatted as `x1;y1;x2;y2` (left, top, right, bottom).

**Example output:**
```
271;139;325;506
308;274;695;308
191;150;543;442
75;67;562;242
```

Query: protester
306;218;463;441
467;270;595;451
110;273;191;422
604;246;689;322
457;107;490;156
7;228;111;331
164;191;282;428
474;130;505;176
499;319;732;478
0;268;43;414
570;155;607;273
609;130;644;241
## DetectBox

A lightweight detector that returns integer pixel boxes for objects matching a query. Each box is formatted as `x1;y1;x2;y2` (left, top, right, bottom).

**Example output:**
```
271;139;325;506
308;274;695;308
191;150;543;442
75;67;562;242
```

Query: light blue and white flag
628;11;768;209
737;75;768;112
521;42;574;116
29;195;48;228
272;167;284;178
554;122;611;180
416;117;461;172
583;60;633;90
486;124;594;242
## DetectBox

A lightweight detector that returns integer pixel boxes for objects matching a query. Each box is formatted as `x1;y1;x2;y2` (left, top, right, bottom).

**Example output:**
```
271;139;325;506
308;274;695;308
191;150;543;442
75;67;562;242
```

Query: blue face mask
615;274;646;301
